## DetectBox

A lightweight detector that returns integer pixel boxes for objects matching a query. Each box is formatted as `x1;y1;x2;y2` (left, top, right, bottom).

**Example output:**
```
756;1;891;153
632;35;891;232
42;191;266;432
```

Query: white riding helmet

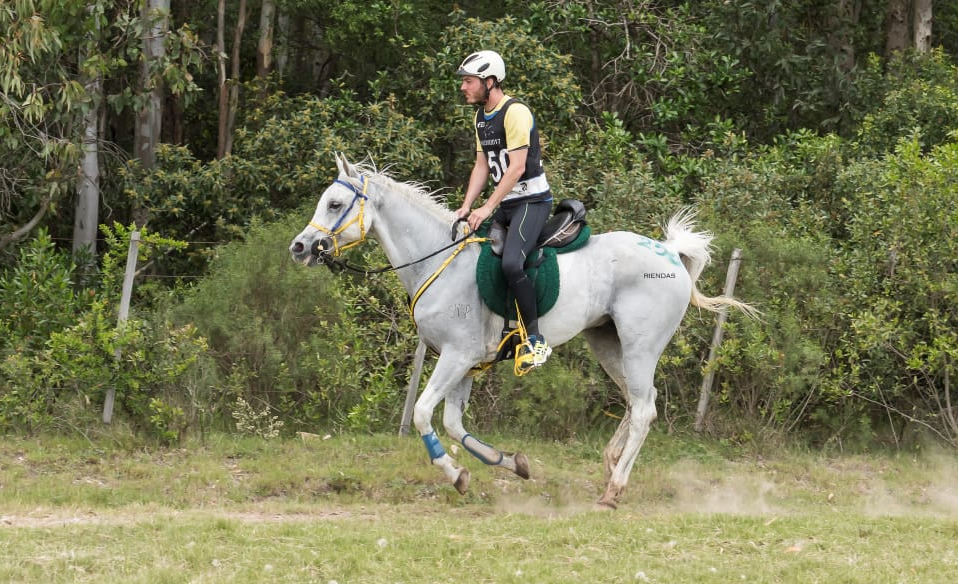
456;50;506;82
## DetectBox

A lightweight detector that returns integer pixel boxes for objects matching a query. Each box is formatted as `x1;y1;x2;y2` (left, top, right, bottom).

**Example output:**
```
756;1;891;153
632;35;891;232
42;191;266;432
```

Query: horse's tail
662;208;760;318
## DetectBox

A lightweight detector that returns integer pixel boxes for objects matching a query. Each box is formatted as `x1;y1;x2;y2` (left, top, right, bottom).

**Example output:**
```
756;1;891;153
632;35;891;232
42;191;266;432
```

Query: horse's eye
329;201;342;212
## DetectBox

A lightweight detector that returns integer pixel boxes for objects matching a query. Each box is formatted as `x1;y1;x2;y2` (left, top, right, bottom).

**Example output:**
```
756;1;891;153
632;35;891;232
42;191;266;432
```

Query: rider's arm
457;150;489;219
465;102;533;230
480;147;527;211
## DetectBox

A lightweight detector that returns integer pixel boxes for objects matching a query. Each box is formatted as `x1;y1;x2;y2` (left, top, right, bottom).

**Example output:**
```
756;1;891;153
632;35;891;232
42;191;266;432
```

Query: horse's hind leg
443;378;531;480
582;324;630;482
597;351;659;510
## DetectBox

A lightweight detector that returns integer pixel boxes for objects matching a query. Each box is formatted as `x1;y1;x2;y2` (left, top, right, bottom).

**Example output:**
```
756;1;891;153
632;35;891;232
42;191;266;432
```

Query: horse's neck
369;181;465;293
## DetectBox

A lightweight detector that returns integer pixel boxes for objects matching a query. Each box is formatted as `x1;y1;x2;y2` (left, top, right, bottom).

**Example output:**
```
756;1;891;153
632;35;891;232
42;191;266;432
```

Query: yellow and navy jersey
473;96;551;204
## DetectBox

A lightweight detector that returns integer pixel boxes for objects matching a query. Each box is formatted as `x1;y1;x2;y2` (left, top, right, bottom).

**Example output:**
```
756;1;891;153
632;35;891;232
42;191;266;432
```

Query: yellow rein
309;177;491;339
408;234;488;322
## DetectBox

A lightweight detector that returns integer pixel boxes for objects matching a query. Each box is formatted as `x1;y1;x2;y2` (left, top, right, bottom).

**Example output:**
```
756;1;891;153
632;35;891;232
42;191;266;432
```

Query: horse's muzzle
300;237;342;272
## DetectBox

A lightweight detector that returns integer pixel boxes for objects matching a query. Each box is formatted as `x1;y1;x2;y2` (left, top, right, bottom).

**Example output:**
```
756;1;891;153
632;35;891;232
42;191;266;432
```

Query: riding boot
511;274;539;337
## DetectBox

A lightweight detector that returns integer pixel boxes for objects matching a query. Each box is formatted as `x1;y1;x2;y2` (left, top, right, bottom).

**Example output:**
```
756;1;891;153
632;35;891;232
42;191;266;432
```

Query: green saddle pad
475;223;591;319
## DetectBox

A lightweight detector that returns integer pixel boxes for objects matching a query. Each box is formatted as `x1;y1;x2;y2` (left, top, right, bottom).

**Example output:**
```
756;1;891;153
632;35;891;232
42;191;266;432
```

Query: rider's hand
467;205;491;231
455;206;471;220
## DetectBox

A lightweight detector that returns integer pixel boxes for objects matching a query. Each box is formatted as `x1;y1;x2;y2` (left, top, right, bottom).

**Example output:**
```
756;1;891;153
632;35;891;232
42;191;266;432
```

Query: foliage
515;0;750;153
687;132;848;441
826;137;958;447
168;213;422;432
854;49;958;156
693;0;884;139
0;0;205;247
120;89;443;263
0;230;90;354
232;396;284;439
0;225;206;439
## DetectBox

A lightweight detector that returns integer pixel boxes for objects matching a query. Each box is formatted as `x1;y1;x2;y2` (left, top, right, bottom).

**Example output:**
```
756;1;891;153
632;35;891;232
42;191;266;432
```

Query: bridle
308;176;370;258
308;175;488;319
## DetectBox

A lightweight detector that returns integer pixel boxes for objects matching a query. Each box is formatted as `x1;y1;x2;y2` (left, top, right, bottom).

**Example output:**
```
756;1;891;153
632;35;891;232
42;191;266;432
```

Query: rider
455;50;553;371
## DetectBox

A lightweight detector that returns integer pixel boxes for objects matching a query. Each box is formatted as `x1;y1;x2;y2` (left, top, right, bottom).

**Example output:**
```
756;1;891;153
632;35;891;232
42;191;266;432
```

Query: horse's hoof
595;498;618;511
454;468;470;495
513;452;531;480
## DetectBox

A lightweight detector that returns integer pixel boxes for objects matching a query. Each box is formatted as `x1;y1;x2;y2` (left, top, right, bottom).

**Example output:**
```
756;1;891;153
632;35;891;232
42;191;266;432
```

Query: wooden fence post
103;230;140;424
399;339;428;436
694;248;742;432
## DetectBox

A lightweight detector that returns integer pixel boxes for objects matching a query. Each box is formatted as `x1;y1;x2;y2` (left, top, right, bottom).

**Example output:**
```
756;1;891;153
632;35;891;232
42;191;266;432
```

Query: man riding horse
455;50;553;373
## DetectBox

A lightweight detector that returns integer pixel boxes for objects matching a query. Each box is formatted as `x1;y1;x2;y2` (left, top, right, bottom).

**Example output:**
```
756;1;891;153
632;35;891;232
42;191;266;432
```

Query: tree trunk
134;0;169;169
914;0;932;52
133;0;169;225
885;0;910;56
224;0;248;157
256;0;275;79
275;8;289;77
73;2;103;257
217;0;247;159
73;75;102;256
216;0;228;159
829;0;859;73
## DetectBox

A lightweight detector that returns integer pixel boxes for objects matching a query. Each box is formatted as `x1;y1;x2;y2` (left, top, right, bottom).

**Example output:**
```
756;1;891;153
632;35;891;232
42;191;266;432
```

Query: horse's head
289;153;373;267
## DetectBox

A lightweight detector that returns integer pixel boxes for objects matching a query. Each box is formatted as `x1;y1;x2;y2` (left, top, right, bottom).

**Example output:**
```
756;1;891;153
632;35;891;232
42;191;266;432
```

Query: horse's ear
335;152;357;179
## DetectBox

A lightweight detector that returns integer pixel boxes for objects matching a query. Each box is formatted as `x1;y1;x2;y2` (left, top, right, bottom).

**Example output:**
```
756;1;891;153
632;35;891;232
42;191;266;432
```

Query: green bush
169;213;423;433
0;225;208;439
0;229;89;355
855;49;958;156
826;137;958;447
468;339;619;440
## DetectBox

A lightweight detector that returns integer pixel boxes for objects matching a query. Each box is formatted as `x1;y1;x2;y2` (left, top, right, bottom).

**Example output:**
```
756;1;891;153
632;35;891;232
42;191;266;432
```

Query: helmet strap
481;77;495;105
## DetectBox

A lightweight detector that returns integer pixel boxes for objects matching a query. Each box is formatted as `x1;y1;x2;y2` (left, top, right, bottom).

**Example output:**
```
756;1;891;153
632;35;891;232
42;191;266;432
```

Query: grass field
1;430;957;583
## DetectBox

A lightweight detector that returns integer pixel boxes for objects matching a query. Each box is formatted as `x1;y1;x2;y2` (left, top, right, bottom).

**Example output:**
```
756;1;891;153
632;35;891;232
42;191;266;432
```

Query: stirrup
514;336;551;376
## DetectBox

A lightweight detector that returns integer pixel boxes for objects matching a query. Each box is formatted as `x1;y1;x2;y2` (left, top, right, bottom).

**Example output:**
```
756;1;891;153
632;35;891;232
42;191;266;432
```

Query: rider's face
460;75;487;105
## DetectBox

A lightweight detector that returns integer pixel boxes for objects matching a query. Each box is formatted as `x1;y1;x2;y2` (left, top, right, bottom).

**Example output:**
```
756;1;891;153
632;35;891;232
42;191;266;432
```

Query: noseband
309;177;369;257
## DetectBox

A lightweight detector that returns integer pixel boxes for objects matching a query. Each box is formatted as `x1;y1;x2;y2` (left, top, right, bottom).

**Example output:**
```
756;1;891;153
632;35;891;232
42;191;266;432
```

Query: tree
134;0;169;172
256;0;275;79
216;0;247;159
1;1;90;252
914;0;932;52
73;2;105;256
886;0;934;54
886;0;910;54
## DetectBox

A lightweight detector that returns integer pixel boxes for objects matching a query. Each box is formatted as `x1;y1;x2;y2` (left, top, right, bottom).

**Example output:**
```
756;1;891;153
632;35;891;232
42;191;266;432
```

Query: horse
289;153;754;509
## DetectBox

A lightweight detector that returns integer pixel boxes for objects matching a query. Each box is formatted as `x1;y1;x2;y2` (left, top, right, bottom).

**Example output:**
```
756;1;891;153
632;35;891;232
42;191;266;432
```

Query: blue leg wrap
421;431;446;460
462;433;504;466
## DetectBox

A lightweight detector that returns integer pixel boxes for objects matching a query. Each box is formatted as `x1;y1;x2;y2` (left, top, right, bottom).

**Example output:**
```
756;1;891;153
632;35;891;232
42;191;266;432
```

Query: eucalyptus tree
0;0;203;257
0;1;110;253
888;0;933;53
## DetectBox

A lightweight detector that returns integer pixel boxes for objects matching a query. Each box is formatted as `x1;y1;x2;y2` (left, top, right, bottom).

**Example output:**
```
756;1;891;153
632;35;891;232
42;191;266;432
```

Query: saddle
475;199;590;321
487;198;588;256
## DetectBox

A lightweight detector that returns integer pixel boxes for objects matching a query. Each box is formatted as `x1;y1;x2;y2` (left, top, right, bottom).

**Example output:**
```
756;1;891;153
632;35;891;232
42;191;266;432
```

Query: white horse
290;153;753;509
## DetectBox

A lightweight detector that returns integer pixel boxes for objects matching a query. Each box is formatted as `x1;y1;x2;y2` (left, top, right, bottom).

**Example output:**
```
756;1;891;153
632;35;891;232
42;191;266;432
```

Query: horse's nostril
291;242;304;254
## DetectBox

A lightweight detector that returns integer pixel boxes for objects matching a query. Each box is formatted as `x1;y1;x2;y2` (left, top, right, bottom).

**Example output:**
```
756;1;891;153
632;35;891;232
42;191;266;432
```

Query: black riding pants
493;199;552;337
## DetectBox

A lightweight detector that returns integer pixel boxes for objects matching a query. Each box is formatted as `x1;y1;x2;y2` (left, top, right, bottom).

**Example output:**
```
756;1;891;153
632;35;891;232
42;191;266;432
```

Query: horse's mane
355;162;457;224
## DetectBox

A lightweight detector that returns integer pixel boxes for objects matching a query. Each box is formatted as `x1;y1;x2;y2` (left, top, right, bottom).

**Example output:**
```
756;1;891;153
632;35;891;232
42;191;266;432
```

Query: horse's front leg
412;355;475;494
443;377;531;481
